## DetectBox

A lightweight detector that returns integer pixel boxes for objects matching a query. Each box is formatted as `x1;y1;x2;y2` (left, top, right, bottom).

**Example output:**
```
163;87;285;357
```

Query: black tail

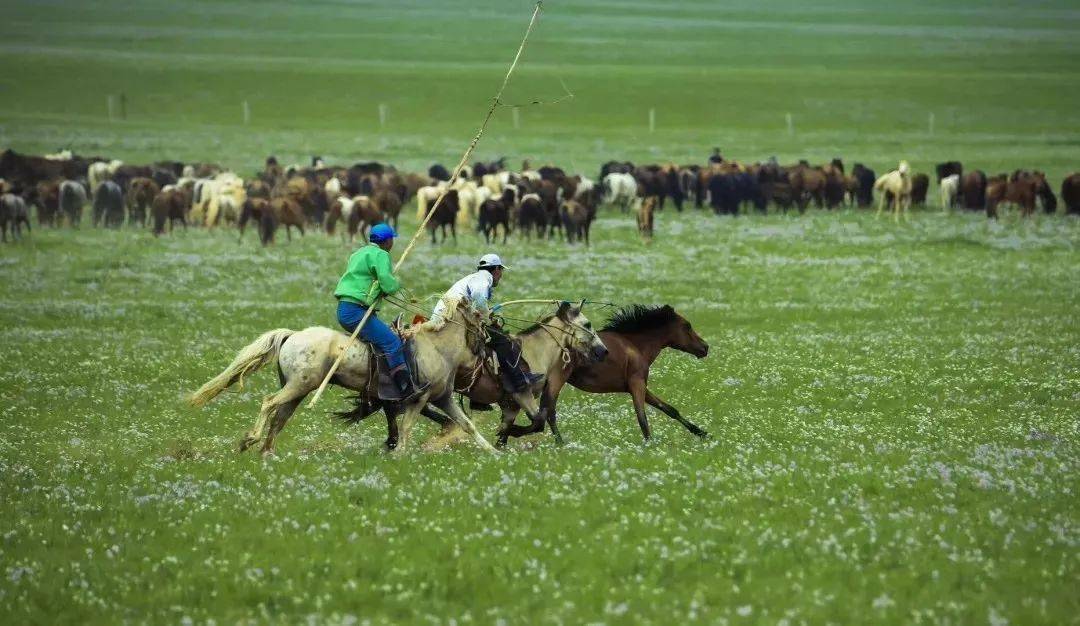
333;394;383;424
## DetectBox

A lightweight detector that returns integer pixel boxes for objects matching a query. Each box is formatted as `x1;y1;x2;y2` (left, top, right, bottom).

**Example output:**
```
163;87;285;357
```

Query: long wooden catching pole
308;1;545;408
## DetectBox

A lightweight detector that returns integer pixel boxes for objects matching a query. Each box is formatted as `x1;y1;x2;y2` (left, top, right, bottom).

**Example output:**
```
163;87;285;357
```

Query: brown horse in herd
986;170;1056;218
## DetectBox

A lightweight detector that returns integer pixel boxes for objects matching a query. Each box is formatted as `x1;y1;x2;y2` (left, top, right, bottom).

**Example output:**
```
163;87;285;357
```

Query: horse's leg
496;406;522;448
383;403;401;450
509;368;567;440
644;389;707;438
628;377;652;441
239;398;274;452
430;394;496;452
259;392;306;455
396;394;430;451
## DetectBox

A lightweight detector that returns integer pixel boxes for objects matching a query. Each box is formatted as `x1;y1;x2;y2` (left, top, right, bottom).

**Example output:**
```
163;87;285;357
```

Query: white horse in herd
603;172;638;212
939;174;960;211
874;160;913;222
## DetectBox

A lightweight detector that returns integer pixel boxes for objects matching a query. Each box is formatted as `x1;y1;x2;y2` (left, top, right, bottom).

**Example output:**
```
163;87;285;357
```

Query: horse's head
555;300;608;363
665;307;709;358
898;160;911;176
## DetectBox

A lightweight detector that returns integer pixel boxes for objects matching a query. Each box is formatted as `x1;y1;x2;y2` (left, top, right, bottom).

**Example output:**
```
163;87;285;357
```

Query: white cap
477;253;508;270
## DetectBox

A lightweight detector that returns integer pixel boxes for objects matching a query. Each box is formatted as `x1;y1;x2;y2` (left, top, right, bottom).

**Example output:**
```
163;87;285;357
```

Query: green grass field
2;0;1079;624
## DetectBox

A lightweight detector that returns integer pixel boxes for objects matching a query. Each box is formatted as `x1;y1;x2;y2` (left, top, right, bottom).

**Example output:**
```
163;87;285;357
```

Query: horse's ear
577;298;587;312
556;300;571;319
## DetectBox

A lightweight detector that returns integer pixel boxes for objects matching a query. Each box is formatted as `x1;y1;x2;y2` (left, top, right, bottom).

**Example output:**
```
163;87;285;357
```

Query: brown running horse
510;304;710;443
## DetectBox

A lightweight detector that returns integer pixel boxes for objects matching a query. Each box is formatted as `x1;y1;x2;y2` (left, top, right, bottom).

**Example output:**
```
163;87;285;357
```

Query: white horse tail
190;329;295;407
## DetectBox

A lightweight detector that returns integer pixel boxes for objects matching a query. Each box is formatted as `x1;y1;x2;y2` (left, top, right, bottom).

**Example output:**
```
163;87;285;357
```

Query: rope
307;2;546;408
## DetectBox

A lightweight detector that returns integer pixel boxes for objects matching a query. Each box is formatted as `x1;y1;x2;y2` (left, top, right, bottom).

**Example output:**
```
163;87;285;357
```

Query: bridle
519;313;599;368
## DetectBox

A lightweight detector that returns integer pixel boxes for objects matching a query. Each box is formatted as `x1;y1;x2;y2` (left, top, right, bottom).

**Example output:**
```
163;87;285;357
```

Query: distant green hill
1;0;1078;178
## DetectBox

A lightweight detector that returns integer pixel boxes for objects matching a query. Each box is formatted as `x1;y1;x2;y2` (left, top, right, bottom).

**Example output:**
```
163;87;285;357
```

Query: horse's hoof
695;429;710;439
238;437;257;452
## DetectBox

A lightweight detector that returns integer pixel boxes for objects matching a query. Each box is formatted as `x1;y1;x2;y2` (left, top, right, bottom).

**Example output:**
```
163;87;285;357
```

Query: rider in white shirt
432;253;542;392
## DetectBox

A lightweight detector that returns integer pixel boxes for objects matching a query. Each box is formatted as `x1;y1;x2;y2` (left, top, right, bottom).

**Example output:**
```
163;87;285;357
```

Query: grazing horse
238;198;271;244
986;171;1054;219
874;161;912;222
603;172;637;212
788;164;826;213
960;170;988;211
909;173;929;206
1;193;31;241
87;161;112;196
1062;173;1080;215
93;180;125;227
516;193;546;239
266;197;306;241
326;195;379;242
561;199;594;245
190;299;497;454
427;189;459;244
512;304;710;443
939;174;960;211
126;177;160;227
372;188;402;229
478;194;511;244
151;188;187;236
414;182;447;220
636;195;656;243
58;180;86;226
851;163;876;208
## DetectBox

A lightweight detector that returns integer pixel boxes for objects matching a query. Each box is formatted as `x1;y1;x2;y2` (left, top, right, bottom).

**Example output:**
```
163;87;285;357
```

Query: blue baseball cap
369;223;397;243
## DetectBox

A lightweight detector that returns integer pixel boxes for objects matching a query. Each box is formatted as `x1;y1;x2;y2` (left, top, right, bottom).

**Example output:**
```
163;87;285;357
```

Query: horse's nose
594;345;609;361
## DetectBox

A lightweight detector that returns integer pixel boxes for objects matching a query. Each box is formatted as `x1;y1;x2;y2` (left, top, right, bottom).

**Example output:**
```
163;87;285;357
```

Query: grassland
1;0;1079;178
2;209;1078;623
1;0;1079;623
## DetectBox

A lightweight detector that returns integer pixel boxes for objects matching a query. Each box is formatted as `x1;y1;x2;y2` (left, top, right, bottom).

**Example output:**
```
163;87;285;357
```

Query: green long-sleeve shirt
334;244;400;308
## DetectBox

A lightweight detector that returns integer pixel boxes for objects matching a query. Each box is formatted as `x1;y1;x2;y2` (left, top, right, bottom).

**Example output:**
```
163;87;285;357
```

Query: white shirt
431;271;495;321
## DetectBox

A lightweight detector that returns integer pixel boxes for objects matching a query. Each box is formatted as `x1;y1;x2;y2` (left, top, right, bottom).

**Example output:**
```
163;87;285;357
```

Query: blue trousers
336;300;405;370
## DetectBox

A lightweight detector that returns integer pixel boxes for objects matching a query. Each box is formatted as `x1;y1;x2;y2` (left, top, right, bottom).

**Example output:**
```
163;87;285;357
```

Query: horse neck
618;327;670;365
519;322;569;372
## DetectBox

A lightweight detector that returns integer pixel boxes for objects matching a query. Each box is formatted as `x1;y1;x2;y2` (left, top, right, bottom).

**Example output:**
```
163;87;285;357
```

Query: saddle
364;316;426;402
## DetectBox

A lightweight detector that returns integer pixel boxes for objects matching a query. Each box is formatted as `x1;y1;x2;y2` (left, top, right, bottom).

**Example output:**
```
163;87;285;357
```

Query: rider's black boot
391;368;426;404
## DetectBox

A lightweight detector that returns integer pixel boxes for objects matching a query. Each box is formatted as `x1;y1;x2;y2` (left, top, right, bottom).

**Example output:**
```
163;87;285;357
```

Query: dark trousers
488;325;526;385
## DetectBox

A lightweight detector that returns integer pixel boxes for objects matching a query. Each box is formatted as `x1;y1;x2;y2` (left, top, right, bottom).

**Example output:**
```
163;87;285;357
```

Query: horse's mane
602;304;676;334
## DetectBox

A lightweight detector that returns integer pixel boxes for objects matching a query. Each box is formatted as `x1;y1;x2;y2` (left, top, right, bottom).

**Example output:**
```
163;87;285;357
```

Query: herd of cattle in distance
1;147;1078;244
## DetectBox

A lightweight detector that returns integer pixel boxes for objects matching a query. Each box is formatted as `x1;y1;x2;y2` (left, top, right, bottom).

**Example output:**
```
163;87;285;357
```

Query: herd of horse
190;299;711;454
1;148;1078;243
